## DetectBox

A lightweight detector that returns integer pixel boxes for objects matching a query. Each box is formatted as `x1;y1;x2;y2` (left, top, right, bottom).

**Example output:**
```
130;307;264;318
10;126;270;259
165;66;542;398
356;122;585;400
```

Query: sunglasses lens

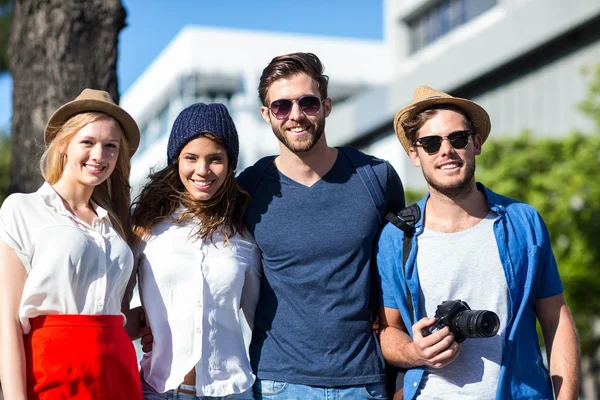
417;131;471;154
449;132;470;149
270;99;293;119
420;137;442;154
298;96;322;115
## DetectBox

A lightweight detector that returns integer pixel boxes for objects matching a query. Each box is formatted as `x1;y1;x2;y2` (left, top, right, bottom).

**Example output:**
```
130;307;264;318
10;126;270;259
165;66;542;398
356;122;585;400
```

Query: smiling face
409;109;482;198
178;136;229;201
260;72;331;154
59;117;122;189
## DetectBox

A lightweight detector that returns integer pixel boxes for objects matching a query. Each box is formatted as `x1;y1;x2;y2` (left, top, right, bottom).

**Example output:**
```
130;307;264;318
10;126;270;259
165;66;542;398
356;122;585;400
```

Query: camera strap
386;204;421;324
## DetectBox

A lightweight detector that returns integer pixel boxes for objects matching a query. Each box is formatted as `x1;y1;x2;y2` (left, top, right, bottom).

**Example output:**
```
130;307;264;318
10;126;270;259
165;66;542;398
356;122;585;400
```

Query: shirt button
195;327;201;334
196;301;202;308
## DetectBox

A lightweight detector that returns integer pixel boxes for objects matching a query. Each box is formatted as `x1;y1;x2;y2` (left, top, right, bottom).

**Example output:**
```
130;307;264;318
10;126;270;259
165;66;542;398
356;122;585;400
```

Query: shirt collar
37;182;70;217
90;199;109;219
415;182;505;234
37;182;109;220
173;203;193;221
476;182;507;216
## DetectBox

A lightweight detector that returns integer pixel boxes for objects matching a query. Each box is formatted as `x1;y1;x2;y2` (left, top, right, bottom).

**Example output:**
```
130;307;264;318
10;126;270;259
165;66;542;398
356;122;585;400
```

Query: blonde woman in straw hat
0;89;143;400
377;86;579;399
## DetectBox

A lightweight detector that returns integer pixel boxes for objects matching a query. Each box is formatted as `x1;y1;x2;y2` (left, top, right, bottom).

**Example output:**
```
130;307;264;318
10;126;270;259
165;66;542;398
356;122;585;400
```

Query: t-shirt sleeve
376;226;401;310
383;162;406;216
237;156;278;198
236;166;253;193
0;195;33;272
535;213;564;299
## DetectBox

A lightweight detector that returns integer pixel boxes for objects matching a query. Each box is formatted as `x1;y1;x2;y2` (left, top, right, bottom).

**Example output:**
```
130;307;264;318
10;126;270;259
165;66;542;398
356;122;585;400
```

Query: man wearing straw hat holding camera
376;86;580;399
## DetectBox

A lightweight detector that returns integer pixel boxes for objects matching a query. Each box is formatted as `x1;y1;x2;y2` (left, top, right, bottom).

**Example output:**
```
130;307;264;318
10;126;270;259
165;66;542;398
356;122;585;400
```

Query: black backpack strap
338;146;388;325
402;230;415;325
338;146;385;224
385;204;421;399
386;203;421;325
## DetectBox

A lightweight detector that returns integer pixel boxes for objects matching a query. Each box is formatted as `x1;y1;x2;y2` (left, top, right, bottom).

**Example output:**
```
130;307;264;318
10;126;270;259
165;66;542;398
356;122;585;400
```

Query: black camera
421;300;500;343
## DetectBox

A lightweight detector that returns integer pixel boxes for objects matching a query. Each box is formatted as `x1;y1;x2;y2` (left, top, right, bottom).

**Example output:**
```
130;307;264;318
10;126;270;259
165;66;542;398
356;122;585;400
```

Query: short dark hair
258;52;329;106
402;105;475;145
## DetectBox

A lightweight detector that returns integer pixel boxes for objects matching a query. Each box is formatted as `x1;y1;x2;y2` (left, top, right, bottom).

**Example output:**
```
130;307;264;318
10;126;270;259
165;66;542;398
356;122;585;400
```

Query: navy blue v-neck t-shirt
238;149;404;387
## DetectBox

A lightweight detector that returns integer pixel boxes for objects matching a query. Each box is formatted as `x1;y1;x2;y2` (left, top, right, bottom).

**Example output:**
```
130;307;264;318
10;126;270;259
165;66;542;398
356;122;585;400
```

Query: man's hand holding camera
409;317;461;369
378;307;457;370
379;300;498;370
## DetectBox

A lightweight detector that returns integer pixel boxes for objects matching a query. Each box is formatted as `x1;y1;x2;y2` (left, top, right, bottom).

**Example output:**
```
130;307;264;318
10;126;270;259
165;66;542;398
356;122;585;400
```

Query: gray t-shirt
416;211;508;400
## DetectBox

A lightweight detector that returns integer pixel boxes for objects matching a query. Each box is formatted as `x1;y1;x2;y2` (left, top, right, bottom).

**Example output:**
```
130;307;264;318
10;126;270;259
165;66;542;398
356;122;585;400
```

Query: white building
340;0;600;189
123;0;600;192
121;27;392;196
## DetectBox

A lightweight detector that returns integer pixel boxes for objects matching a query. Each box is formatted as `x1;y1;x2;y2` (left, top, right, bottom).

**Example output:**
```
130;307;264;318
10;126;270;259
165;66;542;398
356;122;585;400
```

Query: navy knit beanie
167;102;239;170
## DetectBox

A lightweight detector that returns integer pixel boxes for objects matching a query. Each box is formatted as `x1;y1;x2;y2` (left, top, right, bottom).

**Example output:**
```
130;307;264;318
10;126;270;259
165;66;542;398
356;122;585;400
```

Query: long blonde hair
40;112;132;239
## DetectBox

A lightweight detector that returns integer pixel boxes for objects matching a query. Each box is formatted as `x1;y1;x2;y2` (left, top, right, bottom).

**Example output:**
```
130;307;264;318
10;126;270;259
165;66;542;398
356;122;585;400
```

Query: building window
408;0;498;53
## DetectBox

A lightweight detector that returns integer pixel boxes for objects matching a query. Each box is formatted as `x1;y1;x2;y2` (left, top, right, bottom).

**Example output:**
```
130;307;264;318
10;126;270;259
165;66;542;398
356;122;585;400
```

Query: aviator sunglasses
414;130;473;155
268;95;324;120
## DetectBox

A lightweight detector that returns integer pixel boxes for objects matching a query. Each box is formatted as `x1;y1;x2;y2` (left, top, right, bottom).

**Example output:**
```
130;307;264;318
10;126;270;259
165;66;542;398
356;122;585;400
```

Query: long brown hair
130;132;249;247
40;112;132;239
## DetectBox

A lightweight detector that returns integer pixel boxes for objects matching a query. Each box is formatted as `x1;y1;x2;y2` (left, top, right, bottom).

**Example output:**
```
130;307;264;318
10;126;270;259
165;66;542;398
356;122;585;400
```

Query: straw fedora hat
44;88;140;156
393;86;491;154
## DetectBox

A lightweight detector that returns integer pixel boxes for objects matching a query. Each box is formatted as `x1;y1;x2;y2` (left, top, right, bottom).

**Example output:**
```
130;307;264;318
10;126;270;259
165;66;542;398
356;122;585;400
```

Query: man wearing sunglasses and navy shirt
376;86;580;399
237;52;405;399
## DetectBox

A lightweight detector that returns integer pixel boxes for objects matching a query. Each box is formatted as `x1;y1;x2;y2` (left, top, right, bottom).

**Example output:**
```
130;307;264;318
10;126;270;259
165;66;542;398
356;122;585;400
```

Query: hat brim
394;97;491;154
44;99;140;157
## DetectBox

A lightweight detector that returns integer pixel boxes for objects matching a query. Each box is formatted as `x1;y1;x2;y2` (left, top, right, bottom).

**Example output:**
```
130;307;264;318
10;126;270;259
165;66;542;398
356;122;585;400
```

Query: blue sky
0;0;382;132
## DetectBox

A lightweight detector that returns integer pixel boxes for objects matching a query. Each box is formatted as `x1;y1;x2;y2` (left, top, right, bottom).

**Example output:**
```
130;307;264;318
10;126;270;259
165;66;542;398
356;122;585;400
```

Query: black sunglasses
414;130;473;155
268;95;324;120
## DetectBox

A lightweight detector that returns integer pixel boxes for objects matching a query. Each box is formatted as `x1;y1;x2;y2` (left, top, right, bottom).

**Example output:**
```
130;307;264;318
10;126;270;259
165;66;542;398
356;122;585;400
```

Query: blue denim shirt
377;183;563;400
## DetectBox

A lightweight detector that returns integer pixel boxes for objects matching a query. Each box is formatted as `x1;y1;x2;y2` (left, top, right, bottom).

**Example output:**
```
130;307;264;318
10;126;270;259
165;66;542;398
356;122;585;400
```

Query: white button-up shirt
137;211;261;397
0;183;134;334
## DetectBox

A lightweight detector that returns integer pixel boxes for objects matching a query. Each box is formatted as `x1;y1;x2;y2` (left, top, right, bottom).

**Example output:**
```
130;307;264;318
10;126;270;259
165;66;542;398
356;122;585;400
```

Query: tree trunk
0;0;14;73
7;0;126;194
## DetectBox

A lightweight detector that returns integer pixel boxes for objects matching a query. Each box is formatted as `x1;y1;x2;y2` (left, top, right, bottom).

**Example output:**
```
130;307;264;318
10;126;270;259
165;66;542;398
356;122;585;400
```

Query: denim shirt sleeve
376;224;401;310
376;223;426;400
534;212;564;299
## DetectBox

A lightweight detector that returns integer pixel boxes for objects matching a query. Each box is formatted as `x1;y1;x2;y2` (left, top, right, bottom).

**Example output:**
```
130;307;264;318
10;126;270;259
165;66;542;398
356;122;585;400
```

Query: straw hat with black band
393;86;491;154
44;88;140;157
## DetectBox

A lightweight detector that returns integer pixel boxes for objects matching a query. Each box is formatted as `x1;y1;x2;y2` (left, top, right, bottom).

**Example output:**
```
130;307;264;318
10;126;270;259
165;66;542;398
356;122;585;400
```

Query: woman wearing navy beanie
126;102;260;400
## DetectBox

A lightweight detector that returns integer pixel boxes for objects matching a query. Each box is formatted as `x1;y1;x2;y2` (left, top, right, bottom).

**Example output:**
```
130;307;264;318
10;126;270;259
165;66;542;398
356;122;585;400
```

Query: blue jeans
253;379;387;400
142;379;255;400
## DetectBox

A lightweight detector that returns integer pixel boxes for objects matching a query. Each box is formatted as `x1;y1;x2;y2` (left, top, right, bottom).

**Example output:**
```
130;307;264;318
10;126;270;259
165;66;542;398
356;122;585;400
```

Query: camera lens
478;312;500;336
454;310;500;339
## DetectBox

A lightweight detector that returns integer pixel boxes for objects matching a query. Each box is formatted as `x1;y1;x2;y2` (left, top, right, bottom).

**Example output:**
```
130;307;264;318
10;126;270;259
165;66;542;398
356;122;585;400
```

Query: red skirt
24;314;143;400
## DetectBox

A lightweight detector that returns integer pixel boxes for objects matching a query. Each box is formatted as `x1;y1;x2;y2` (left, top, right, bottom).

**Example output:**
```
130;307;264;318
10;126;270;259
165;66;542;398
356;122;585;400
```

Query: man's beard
424;160;477;200
273;119;325;153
